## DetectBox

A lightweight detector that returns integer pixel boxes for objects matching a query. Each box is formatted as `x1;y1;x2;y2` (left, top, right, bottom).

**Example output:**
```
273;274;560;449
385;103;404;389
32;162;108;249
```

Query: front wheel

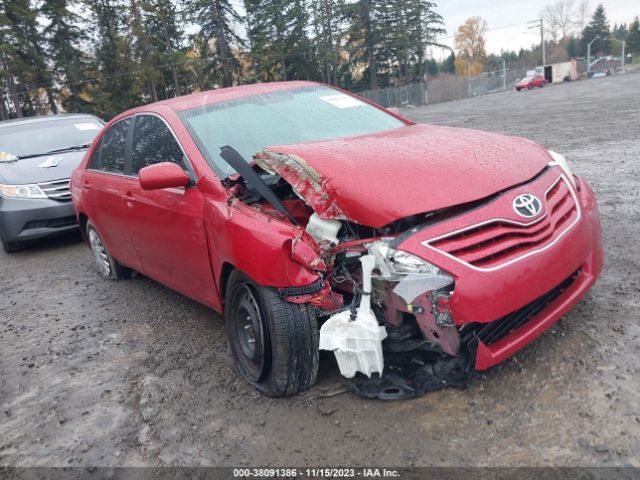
225;270;319;397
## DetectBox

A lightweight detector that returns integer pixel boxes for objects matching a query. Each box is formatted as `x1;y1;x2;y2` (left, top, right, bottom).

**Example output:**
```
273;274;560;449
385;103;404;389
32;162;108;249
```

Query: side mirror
139;162;190;190
387;107;401;116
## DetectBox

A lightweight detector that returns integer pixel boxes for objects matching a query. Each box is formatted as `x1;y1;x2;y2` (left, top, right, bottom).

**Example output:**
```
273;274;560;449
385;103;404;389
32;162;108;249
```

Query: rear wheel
225;270;319;397
86;220;132;280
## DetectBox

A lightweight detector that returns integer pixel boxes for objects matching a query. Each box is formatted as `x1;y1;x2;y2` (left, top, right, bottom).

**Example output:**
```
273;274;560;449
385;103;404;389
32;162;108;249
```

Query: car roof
151;80;322;112
0;113;100;128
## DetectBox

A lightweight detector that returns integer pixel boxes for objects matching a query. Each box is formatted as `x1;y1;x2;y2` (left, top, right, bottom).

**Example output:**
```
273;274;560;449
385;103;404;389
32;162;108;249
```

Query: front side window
131;115;186;175
178;85;406;178
91;118;132;174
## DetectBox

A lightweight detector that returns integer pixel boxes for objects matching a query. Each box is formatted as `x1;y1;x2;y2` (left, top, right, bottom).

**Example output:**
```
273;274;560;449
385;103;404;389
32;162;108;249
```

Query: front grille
463;270;581;349
38;178;71;202
428;176;578;269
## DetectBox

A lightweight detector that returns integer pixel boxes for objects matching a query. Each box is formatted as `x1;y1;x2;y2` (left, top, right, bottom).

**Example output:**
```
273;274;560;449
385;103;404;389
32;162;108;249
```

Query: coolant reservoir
306;213;342;247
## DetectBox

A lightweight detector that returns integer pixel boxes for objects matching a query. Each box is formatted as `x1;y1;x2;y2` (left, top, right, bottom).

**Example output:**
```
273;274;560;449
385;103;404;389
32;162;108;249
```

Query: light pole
587;35;600;74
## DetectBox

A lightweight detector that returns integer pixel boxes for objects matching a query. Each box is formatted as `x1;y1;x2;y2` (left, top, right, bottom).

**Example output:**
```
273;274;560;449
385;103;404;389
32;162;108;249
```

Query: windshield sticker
320;94;365;109
38;156;64;168
0;152;18;162
74;123;100;131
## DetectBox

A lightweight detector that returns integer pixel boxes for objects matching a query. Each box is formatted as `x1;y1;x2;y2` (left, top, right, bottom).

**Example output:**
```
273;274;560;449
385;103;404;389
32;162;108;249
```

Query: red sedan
71;82;603;398
515;75;546;91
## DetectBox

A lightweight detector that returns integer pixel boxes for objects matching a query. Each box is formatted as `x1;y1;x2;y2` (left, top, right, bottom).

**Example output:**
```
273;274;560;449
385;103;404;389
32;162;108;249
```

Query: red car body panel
71;81;603;375
267;124;552;228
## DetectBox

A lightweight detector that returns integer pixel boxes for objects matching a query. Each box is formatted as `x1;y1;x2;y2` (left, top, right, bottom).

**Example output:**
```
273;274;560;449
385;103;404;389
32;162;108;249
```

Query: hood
260;124;552;228
0;151;86;185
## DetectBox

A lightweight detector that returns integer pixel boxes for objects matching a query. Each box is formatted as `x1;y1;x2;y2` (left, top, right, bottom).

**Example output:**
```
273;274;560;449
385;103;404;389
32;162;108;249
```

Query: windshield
0;117;103;159
179;85;406;177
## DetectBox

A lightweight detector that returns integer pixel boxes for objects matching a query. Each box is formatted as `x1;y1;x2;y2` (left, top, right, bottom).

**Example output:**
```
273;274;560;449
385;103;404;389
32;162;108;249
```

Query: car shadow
7;229;84;255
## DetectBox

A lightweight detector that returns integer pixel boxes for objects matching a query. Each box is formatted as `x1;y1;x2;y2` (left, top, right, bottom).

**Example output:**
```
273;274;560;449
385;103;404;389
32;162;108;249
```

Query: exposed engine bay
218;146;474;399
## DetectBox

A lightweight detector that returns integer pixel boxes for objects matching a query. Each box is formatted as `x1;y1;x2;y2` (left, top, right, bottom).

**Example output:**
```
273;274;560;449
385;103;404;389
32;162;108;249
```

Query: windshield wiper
219;146;299;226
17;143;92;159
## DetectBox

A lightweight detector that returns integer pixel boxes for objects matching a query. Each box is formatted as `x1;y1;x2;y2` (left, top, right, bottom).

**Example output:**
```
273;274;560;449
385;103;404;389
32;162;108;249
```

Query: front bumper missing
341;174;604;399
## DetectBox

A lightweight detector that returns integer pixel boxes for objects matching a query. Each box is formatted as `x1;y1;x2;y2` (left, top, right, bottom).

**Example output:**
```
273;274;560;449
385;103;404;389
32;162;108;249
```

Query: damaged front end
224;146;473;399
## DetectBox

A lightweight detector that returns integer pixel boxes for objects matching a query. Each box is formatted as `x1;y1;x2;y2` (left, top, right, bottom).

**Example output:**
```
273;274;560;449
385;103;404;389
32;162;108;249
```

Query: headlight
388;250;443;275
548;150;576;186
367;240;450;278
0;184;47;199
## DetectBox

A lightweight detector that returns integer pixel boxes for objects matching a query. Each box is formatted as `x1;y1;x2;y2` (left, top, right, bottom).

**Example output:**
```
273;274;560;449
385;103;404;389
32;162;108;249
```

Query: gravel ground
1;73;639;468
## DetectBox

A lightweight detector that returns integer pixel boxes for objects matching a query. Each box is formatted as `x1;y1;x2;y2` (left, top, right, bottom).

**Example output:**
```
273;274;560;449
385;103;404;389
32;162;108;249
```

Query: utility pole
467;61;471;97
503;59;506;90
622;40;626;71
587;35;601;74
528;19;545;67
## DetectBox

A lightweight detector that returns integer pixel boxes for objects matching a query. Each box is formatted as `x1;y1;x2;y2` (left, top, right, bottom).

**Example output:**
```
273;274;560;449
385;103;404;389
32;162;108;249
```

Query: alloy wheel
89;228;111;277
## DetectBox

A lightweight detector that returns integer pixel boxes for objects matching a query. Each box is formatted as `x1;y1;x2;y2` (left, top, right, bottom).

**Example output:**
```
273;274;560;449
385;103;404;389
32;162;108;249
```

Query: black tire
85;220;132;280
1;235;21;254
224;270;319;397
516;87;521;92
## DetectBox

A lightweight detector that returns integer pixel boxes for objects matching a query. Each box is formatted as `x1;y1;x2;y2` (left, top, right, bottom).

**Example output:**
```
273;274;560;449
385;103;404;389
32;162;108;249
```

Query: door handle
123;191;135;208
83;181;91;190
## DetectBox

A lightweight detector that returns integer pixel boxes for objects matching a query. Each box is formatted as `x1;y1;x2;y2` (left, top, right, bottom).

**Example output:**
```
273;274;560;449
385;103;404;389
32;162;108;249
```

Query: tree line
0;0;446;120
0;1;638;121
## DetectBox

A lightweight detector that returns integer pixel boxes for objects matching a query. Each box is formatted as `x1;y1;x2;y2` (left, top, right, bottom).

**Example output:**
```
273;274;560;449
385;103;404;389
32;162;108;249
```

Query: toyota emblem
513;194;542;218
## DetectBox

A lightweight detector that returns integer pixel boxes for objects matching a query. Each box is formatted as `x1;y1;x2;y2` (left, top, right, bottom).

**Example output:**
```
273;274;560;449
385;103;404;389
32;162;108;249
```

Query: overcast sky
432;0;636;57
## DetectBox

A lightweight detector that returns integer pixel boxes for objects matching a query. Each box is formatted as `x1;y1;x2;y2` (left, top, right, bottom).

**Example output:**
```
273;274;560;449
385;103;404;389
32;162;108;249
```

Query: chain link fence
353;67;531;108
355;83;427;108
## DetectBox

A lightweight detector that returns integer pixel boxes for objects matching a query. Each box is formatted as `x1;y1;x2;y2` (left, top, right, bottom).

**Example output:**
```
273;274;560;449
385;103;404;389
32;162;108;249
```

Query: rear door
82;117;140;268
123;114;216;306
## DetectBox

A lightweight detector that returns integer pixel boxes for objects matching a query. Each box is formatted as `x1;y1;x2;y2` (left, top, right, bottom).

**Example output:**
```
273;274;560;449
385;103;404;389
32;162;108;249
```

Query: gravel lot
1;73;639;468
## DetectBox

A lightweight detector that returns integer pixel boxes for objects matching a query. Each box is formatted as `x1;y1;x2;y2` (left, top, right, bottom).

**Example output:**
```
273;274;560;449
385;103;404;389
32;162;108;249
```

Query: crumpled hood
0;151;85;185
262;124;552;228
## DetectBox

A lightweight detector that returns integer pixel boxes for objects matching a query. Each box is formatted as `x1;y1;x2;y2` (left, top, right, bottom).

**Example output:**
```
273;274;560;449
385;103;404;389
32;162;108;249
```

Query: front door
123;114;216;306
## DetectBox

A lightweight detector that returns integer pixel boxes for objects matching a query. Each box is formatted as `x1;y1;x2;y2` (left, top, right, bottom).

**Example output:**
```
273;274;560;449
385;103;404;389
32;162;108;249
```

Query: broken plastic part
319;255;387;378
305;212;342;248
348;350;470;400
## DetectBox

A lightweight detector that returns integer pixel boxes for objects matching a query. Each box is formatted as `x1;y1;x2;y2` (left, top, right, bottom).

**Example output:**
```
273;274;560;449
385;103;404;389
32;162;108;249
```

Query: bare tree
575;0;591;32
542;0;576;41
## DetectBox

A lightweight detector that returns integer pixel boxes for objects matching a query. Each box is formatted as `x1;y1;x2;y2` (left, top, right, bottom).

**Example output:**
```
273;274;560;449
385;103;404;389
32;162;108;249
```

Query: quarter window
131;115;186;175
93;118;131;173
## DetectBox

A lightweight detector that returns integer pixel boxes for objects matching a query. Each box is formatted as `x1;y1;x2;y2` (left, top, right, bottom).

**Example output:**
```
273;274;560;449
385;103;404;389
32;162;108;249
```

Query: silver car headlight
367;240;451;278
0;184;48;199
548;150;576;187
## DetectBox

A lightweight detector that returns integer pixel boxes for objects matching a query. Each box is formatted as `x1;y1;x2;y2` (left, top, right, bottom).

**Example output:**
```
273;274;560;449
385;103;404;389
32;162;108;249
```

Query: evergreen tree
86;0;140;119
566;35;579;58
580;3;610;56
187;0;243;87
244;0;309;81
440;52;455;74
1;0;58;116
309;0;347;85
41;0;90;112
627;17;640;53
404;0;445;83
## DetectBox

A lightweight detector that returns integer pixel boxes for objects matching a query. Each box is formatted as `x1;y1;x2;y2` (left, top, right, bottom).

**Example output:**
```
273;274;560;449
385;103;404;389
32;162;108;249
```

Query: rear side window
131;115;186;175
90;118;131;173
